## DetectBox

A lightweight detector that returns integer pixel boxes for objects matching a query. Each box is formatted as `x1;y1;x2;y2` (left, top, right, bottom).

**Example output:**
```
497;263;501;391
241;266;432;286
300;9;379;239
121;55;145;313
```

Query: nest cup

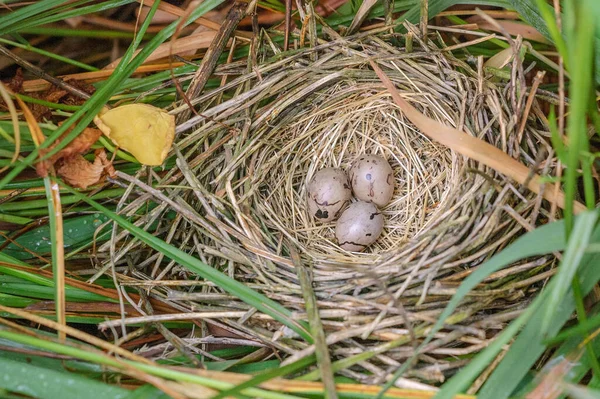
106;28;558;381
258;82;457;264
169;30;555;312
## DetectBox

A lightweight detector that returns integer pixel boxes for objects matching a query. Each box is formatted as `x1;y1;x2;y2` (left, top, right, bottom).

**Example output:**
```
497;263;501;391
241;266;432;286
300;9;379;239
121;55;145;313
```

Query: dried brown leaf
3;68;23;93
51;127;102;162
32;80;95;120
104;31;217;69
97;148;116;178
56;149;112;189
467;17;550;44
36;127;102;178
484;47;515;69
56;154;103;189
0;69;23;112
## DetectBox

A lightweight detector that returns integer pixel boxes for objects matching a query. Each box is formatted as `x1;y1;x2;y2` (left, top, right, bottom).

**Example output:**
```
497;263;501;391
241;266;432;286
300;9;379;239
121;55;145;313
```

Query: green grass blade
15;27;140;38
377;215;571;398
514;308;600;397
0;293;37;307
0;343;104;373
548;107;567;163
514;0;600;84
0;38;97;72
43;177;66;336
0;356;130;399
526;0;569;69
436;300;542;399
0;252;113;303
541;211;599;334
563;4;596;233
1;1;133;35
0;330;303;399
294;251;337;399
461;219;600;399
211;355;317;399
0;0;224;190
398;0;511;27
0;0;74;34
0;279;113;303
59;182;312;342
545;310;600;346
325;0;510;31
124;385;170;399
563;384;600;399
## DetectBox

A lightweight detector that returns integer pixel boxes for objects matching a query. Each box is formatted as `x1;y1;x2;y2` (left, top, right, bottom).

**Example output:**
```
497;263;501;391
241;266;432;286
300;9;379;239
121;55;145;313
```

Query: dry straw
102;25;564;387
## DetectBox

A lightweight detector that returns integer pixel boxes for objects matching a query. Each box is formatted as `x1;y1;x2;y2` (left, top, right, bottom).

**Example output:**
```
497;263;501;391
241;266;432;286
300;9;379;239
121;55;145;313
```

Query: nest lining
101;30;559;385
252;83;457;263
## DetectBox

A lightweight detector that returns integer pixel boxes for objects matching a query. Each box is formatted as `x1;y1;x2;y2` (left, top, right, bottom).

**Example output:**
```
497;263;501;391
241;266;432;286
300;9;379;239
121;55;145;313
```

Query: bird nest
104;28;559;386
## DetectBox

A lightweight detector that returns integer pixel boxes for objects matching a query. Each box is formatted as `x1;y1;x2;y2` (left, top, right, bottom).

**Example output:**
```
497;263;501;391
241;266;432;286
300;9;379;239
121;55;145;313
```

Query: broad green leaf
0;356;129;399
0;213;110;260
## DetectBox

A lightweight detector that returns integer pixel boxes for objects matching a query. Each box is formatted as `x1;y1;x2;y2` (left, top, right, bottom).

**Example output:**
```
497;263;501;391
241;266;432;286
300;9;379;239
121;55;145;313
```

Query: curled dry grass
101;27;561;385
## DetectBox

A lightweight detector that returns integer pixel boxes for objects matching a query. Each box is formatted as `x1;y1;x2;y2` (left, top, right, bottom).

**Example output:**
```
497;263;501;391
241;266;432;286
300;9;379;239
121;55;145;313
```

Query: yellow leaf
94;104;175;166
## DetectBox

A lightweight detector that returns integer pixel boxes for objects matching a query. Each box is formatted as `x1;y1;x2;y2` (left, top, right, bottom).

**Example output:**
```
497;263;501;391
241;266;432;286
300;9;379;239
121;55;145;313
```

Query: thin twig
176;2;247;124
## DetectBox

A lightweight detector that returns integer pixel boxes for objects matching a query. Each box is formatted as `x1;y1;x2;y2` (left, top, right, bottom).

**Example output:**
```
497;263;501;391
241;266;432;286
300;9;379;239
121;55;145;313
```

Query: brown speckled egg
307;167;352;222
335;201;384;252
349;155;394;207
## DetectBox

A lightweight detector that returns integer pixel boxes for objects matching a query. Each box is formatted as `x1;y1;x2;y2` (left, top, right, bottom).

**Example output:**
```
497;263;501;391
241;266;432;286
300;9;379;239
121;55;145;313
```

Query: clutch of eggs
307;155;394;252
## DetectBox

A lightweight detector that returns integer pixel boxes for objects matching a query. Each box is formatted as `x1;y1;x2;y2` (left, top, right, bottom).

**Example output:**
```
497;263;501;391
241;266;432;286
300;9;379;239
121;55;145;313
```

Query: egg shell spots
335;201;384;252
349;155;394;207
307;168;352;223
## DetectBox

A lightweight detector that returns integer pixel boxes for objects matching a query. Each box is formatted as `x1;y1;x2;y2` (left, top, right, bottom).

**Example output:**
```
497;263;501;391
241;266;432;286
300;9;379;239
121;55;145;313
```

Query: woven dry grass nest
105;28;560;385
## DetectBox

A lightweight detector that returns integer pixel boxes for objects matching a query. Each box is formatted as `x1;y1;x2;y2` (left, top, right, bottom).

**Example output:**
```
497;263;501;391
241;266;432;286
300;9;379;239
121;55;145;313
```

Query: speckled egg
335;201;384;252
349;155;395;207
307;167;352;222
